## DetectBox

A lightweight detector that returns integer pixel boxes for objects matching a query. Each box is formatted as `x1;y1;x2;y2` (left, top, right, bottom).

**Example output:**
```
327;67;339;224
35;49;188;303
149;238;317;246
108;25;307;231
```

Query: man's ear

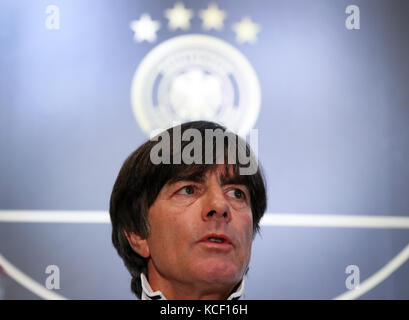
124;231;150;258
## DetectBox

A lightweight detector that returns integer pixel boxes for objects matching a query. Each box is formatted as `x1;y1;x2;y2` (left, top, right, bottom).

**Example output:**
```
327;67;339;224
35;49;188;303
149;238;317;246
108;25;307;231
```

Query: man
109;121;266;300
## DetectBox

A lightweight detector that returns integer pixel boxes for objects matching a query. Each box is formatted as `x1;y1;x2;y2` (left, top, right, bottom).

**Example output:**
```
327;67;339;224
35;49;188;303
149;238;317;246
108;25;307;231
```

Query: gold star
164;2;194;31
232;17;261;44
199;3;226;31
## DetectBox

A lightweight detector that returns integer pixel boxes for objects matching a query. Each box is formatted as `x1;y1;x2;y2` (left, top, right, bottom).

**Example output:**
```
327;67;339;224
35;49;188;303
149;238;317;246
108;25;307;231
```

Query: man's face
144;165;253;294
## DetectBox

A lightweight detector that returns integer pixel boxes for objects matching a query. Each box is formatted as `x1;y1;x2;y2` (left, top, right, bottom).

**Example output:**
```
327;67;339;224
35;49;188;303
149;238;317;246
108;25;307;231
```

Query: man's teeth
209;237;224;243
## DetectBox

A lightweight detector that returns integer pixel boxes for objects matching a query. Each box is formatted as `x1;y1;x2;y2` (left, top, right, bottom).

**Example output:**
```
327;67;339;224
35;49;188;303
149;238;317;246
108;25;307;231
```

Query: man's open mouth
208;237;225;243
199;233;233;246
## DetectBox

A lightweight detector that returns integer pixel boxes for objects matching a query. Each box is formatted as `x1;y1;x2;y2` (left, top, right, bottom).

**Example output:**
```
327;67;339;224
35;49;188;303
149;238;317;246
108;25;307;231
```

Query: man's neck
146;267;240;300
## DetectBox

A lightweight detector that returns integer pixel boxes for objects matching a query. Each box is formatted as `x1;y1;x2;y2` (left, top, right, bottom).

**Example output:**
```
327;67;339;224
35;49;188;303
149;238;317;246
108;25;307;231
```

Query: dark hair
109;121;267;299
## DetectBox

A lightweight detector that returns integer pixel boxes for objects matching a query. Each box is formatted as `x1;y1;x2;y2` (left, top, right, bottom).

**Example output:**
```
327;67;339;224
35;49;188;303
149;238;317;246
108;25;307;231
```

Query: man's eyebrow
167;170;249;187
168;172;207;184
220;174;248;187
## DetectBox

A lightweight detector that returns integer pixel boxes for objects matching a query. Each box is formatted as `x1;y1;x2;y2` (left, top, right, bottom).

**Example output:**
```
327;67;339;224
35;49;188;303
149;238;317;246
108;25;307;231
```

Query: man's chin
193;261;242;284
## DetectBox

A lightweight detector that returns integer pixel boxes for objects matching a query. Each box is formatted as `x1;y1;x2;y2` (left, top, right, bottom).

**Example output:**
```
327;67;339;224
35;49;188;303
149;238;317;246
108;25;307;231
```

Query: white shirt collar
140;273;244;300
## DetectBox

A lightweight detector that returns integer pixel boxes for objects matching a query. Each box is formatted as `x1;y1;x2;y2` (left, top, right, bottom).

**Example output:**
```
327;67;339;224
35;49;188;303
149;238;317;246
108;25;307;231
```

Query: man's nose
202;185;231;223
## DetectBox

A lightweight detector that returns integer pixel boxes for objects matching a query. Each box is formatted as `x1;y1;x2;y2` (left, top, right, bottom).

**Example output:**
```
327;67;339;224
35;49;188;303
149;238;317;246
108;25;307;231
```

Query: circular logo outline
131;34;261;136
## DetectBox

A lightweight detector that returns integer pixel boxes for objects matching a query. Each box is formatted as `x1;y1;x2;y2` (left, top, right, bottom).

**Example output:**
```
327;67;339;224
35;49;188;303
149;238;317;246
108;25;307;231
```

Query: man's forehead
167;165;247;186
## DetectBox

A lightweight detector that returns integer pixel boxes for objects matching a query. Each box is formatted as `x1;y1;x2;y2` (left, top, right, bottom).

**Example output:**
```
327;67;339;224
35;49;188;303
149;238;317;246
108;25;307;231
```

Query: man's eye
177;185;195;195
228;188;246;200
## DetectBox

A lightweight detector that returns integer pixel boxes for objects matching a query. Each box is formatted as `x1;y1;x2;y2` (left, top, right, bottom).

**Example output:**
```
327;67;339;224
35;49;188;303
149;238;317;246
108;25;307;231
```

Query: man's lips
198;233;234;249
